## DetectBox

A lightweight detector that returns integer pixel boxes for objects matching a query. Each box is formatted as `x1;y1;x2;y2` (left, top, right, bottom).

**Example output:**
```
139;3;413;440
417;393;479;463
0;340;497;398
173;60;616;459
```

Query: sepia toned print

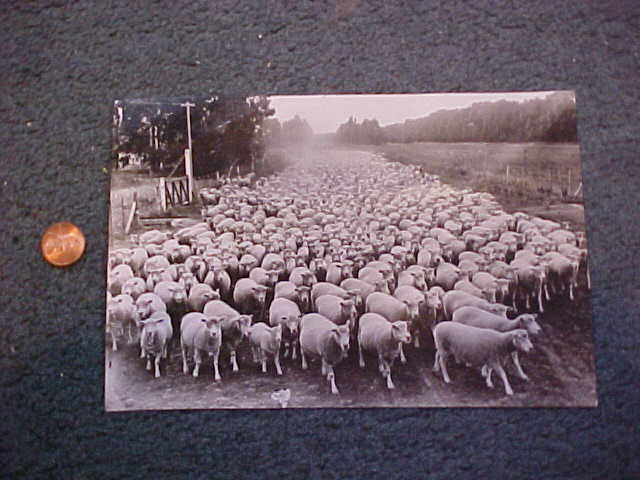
106;92;596;410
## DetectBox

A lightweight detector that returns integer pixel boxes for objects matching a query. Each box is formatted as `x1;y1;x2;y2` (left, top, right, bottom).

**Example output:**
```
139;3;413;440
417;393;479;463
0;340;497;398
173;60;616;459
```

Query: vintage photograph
106;92;597;410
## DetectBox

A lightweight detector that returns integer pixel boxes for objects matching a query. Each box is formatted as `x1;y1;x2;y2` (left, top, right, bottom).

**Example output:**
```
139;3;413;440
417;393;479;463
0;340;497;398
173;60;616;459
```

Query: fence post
121;195;126;232
159;178;167;212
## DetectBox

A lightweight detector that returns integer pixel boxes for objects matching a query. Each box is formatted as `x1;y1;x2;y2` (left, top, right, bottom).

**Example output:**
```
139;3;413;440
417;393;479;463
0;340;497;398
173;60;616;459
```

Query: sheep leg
154;354;161;378
327;367;339;395
538;284;544;313
383;362;394;390
301;349;308;370
438;352;451;383
291;340;297;361
274;351;283;376
128;322;135;344
212;350;221;382
230;350;239;372
261;351;267;373
146;355;152;371
484;366;494;389
399;342;407;364
432;350;441;373
414;329;421;348
569;279;574;301
111;331;118;352
182;343;189;375
511;351;529;381
586;264;591;289
358;340;365;368
321;359;327;376
494;363;513;396
193;350;201;377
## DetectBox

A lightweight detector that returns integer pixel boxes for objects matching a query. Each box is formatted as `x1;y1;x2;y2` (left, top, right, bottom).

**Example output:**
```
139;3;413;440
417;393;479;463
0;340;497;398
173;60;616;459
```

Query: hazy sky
269;91;555;134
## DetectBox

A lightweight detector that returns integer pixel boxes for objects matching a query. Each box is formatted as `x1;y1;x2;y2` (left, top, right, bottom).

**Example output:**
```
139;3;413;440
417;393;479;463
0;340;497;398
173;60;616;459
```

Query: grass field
374;142;583;212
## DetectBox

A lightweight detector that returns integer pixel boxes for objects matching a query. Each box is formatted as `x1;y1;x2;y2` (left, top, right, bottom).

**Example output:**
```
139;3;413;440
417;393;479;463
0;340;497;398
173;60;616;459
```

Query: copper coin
41;222;86;267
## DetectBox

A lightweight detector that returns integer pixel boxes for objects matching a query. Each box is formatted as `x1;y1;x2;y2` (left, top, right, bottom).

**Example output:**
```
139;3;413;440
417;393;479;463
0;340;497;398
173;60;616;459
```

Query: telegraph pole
181;102;195;202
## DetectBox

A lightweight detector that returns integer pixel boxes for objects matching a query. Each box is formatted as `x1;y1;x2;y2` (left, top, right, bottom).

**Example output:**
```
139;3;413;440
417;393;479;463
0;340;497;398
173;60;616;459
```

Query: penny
41;222;86;267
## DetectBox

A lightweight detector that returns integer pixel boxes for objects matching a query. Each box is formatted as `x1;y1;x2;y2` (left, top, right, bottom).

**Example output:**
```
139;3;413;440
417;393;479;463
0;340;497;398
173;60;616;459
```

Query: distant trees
265;115;314;146
335;91;578;145
336;117;384;145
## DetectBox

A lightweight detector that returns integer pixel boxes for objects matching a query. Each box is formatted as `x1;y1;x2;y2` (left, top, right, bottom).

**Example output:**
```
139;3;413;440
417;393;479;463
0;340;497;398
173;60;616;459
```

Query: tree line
336;91;578;145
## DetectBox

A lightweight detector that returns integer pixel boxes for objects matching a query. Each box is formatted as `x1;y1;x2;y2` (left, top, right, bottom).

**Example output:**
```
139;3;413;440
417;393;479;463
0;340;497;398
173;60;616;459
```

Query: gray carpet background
1;1;639;478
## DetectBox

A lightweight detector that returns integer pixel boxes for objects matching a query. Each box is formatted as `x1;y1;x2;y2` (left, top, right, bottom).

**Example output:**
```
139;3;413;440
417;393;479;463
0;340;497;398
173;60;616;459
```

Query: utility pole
181;102;196;202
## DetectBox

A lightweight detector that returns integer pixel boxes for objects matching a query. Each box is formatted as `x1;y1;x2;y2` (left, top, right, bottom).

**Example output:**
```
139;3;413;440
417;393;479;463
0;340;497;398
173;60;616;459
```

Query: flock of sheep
106;152;590;398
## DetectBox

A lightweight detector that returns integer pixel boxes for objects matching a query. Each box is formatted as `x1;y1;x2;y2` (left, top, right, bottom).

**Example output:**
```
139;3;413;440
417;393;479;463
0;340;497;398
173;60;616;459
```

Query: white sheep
357;313;411;389
433;321;533;395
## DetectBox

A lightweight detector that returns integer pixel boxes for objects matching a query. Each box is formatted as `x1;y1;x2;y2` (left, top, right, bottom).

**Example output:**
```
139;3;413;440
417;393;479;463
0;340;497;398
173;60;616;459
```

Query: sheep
357;313;411;389
366;291;419;363
397;269;427;291
289;266;317;288
180;312;223;381
510;260;546;312
106;294;137;351
248;323;283;375
433;322;533;395
154;281;188;352
315;294;357;334
108;264;134;296
203;300;252;372
453;280;491;301
310;282;358;309
233;278;268;321
340;277;389;313
443;290;512;321
187;283;220;312
274;281;311;314
540;252;579;301
139;311;173;378
204;264;232;300
249;267;280;289
435;262;462;290
269;297;302;359
143;255;171;278
393;285;426;347
121;277;146;302
452;306;541;381
299;313;350;395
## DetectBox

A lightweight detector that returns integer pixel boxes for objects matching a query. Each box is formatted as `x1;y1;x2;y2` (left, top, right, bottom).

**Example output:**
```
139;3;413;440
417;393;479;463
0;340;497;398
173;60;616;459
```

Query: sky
268;91;555;134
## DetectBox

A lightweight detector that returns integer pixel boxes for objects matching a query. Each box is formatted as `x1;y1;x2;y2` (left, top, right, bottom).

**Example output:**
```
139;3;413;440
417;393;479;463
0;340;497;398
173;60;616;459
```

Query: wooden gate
159;176;190;212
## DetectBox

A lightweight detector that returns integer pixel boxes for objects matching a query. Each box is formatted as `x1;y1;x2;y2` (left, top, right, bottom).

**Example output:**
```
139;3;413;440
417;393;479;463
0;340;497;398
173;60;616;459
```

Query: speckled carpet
1;1;639;478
